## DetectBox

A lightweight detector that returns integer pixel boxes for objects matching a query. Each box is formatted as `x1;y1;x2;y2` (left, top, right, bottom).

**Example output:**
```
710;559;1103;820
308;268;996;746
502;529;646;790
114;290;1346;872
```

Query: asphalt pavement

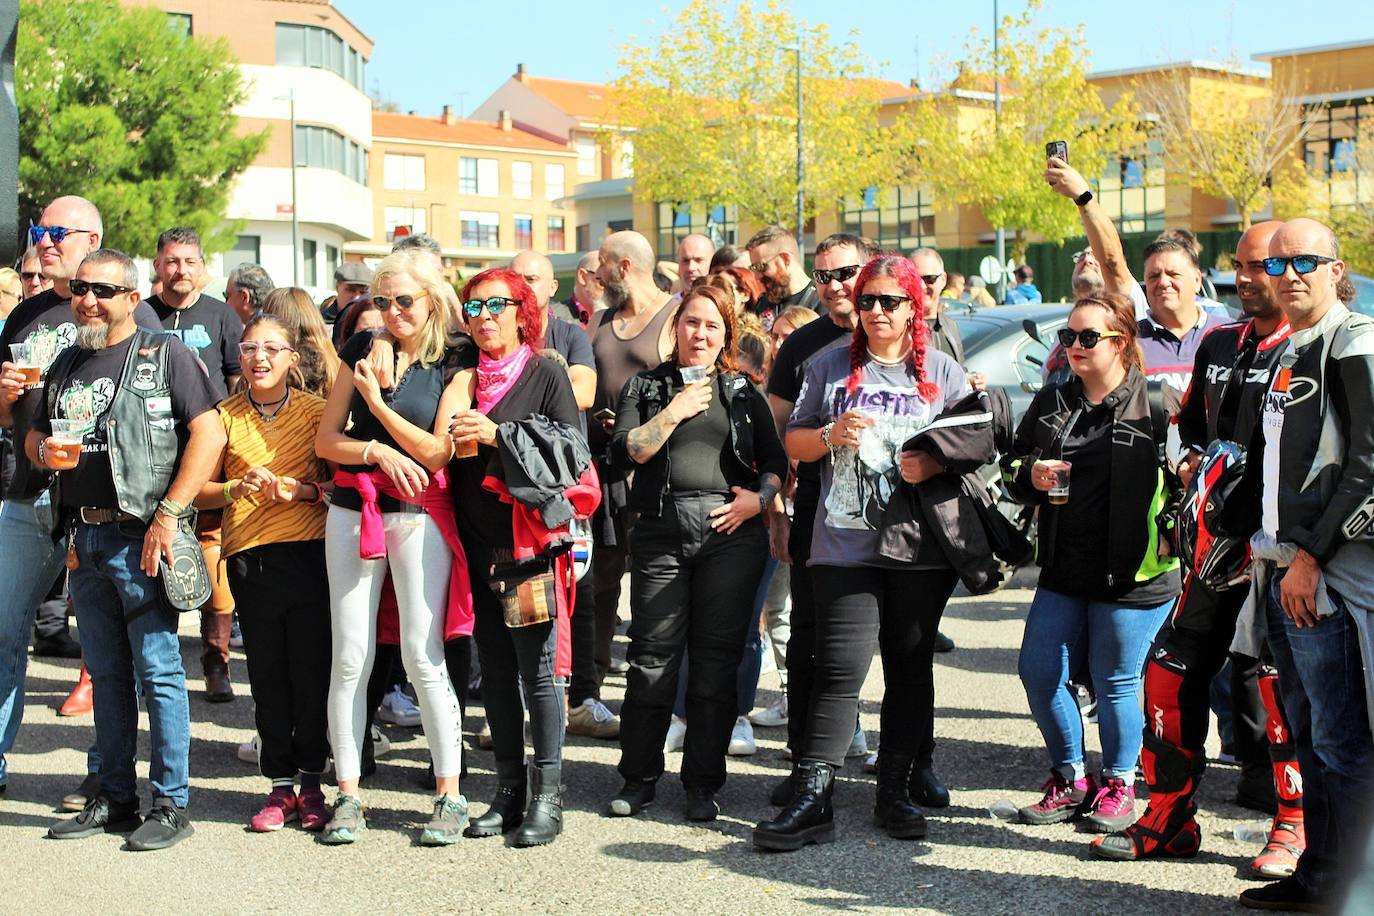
0;569;1270;914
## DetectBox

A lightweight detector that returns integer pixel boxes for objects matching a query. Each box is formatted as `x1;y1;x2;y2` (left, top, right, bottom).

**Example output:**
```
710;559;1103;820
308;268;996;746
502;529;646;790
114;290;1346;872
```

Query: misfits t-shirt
787;347;967;568
0;289;160;500
149;293;243;400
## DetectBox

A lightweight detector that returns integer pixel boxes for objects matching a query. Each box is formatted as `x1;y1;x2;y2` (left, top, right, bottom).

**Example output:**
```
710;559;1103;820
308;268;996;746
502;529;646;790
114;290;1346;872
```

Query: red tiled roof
372;112;572;152
522;75;614;122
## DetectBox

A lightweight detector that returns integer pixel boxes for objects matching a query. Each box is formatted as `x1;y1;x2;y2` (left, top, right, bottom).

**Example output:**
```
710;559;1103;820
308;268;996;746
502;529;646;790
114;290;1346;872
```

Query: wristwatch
1074;190;1094;207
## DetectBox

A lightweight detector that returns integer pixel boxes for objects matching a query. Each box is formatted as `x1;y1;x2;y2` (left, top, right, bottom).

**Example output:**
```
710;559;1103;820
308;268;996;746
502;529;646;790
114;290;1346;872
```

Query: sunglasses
29;225;96;246
463;296;517;319
20;271;41;282
372;291;429;311
69;279;133;300
856;294;912;312
919;273;944;286
1262;255;1336;277
749;252;782;273
813;264;861;285
238;342;296;359
1057;328;1124;349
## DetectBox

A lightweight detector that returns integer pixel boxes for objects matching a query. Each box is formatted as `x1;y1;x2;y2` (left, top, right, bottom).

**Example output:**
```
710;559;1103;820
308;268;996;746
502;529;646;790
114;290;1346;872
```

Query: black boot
769;765;799;806
753;760;835;851
464;760;526;838
909;766;950;809
874;751;928;839
511;764;562;847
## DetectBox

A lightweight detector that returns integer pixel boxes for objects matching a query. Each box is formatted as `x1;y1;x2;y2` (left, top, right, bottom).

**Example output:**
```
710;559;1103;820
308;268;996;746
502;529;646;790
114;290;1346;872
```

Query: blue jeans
1265;571;1374;898
68;519;191;807
1018;587;1173;778
0;492;67;784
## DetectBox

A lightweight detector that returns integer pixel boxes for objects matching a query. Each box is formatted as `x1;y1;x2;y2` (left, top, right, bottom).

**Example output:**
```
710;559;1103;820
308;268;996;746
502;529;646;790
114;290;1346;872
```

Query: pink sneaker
299;787;329;832
249;787;299;832
1019;771;1096;825
1084;776;1136;832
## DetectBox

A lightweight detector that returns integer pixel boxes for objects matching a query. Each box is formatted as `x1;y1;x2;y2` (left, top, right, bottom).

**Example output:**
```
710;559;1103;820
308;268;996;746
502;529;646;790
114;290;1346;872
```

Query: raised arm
1045;156;1137;298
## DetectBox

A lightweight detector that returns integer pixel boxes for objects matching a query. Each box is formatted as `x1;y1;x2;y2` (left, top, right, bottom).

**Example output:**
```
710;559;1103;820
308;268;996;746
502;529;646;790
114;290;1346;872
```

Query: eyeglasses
68;279;133;299
372;291;430;311
20;271;40;282
749;252;782;273
814;264;861;285
29;225;96;246
463;296;518;319
919;273;943;286
1057;328;1124;349
1071;249;1092;263
1262;255;1336;277
238;342;296;359
855;294;912;312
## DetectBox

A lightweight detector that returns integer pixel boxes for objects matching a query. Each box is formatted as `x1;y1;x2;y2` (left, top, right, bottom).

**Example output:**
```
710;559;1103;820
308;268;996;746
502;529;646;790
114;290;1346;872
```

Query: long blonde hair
371;251;458;367
260;287;339;397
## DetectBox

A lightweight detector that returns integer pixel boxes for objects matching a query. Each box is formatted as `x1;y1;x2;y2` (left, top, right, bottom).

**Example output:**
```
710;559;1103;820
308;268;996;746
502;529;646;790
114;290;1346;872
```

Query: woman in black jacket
604;285;786;823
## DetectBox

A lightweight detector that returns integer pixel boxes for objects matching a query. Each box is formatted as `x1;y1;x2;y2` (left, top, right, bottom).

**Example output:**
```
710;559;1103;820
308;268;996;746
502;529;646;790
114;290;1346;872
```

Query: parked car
1206;268;1374;315
947;302;1074;419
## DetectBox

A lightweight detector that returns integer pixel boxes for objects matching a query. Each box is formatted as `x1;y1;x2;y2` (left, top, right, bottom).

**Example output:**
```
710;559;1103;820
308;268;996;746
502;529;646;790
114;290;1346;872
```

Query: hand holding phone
1045;140;1068;163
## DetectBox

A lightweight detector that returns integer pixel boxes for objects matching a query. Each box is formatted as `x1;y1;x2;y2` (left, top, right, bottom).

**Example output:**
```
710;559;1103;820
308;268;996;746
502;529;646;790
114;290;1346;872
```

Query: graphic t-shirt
766;317;851;519
1260;344;1295;540
149;293;244;400
33;334;218;509
0;289;161;500
788;347;967;568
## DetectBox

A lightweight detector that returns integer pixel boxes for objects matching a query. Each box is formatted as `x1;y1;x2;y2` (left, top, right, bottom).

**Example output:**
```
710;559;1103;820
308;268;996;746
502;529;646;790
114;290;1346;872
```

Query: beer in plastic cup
452;433;478;459
1047;460;1072;505
9;343;41;389
680;364;708;384
48;419;89;471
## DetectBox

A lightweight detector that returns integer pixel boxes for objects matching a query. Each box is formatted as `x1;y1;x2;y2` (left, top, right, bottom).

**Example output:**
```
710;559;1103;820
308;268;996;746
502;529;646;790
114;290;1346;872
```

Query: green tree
900;2;1142;262
1273;123;1374;275
609;0;917;230
17;0;267;257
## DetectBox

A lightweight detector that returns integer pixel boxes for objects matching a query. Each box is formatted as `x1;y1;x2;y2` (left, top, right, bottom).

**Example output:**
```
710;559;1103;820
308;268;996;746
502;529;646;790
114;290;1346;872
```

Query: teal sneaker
419;793;469;847
319;794;365;845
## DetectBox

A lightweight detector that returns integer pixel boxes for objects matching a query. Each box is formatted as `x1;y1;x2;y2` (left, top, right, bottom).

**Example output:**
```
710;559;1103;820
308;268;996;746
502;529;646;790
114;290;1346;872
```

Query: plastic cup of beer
9;343;41;389
48;419;89;471
1046;460;1072;505
449;431;478;460
680;364;708;384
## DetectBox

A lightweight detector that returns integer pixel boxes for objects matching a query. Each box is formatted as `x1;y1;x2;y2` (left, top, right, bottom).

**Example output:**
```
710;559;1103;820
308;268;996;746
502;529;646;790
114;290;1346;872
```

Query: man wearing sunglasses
909;248;965;366
746;225;820;315
146;227;243;704
0;197;164;804
1234;218;1374;913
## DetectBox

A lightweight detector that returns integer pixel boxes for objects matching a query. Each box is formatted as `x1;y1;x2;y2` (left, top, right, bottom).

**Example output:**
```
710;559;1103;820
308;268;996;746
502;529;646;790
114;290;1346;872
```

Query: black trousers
592;532;629;679
803;565;959;768
226;540;332;779
34;568;72;641
784;508;818;756
617;492;767;792
469;543;565;770
568;571;599;707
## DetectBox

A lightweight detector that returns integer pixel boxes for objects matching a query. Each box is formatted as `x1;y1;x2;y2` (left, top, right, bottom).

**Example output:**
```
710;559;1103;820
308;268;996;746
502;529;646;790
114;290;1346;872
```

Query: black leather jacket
607;364;787;518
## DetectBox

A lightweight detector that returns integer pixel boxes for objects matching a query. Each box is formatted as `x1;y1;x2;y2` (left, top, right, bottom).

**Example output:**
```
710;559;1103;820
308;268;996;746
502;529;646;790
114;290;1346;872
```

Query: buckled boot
511;764;562;847
753;760;835;851
465;760;527;838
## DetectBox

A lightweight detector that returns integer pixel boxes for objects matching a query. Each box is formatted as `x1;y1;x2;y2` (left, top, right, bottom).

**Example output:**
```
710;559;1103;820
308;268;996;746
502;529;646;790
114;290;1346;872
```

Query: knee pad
1142;729;1203;795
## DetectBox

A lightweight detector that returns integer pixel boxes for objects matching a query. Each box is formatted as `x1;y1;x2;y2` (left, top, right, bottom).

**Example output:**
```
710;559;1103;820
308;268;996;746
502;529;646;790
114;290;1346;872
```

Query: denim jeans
0;492;68;784
1018;587;1173;778
68;518;191;807
1265;571;1374;900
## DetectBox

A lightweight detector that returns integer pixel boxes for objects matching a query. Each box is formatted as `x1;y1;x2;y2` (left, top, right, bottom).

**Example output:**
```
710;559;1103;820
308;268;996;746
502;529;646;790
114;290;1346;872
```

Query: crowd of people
0;147;1372;913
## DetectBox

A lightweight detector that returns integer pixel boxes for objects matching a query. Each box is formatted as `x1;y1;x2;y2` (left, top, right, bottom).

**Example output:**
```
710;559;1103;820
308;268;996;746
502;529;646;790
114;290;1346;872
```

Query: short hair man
1235;218;1374;913
676;233;715;291
909;248;965;365
0;197;161;800
323;261;374;342
1004;264;1042;304
224;263;274;322
746;225;819;313
19;248;50;300
392;232;443;263
944;271;966;301
32;249;224;850
510;250;596;409
565;251;604;326
147;227;244;702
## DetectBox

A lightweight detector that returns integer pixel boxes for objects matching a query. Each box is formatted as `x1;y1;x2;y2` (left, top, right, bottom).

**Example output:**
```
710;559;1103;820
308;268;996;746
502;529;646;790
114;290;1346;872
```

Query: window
1092;135;1165;234
166;13;192;37
512;161;533;199
655;203;737;257
608;219;633;232
545;164;565;202
228;234;260;266
459;157;498;196
1305;100;1373;209
576;224;591;252
576;137;598;177
383;153;425;191
620;139;635;178
547;216;566;252
275;23;366;91
460;211;499;248
294;125;368;185
841;186;935;250
384;206;426;238
514;214;533;250
326;245;340;280
302;239;318;287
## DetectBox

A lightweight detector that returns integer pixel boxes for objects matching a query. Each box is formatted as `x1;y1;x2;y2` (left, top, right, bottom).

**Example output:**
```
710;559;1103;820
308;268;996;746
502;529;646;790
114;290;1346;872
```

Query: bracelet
362;439;378;464
37;439;47;468
301;482;323;506
153;511;179;531
820;422;836;449
157;498;190;519
223;480;236;504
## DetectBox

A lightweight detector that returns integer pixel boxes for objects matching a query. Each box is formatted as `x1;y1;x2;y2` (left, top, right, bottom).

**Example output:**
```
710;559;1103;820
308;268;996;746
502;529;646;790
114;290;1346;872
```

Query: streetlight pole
288;89;300;286
794;36;804;251
993;0;1006;303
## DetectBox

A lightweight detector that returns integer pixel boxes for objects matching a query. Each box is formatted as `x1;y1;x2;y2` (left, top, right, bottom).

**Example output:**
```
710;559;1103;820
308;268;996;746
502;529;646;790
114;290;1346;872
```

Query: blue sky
334;0;1370;117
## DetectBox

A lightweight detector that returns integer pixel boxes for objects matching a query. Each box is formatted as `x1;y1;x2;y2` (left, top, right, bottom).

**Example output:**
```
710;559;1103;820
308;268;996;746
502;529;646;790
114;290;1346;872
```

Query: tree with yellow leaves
608;0;916;233
1273;120;1374;275
898;2;1142;263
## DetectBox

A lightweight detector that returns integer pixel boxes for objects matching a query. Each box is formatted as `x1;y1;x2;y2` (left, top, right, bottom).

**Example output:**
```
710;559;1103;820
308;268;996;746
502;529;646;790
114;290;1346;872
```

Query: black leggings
803;564;959;768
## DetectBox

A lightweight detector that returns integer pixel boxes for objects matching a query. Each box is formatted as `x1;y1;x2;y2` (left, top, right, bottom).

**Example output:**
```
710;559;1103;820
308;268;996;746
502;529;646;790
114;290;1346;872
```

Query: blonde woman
261;287;340;398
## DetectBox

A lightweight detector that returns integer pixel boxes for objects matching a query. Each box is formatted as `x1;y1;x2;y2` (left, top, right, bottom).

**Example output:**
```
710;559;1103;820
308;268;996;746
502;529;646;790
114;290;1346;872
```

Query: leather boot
200;611;234;703
1091;731;1202;860
769;765;799;806
58;664;93;717
909;766;950;808
874;751;928;839
511;764;562;847
753;760;835;851
464;760;527;838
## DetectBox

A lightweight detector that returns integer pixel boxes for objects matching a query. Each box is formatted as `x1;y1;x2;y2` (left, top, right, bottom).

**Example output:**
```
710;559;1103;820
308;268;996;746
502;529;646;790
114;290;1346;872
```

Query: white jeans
325;505;462;782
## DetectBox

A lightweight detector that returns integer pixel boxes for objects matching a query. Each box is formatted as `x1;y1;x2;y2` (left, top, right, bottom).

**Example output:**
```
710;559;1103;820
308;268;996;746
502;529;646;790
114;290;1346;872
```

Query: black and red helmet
1176;440;1252;590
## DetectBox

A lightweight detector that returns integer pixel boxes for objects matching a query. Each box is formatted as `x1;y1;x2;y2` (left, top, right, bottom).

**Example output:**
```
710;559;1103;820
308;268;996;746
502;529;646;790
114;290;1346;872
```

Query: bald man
511;250;596;408
1234;218;1374;913
561;251;604;326
676;233;715;292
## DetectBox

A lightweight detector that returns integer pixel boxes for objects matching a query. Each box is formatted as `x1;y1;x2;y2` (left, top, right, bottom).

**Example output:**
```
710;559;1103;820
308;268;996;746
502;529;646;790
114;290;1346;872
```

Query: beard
1072;273;1105;299
76;322;110;350
1239;286;1277;318
602;276;630;310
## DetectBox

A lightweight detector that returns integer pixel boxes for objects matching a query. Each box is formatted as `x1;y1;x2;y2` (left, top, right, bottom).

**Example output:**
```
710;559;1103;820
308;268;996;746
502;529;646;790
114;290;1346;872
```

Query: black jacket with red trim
1176;317;1292;453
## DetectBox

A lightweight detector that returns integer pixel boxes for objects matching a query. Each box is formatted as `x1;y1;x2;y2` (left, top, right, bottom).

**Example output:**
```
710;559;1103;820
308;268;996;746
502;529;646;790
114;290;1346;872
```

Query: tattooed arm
624;380;712;464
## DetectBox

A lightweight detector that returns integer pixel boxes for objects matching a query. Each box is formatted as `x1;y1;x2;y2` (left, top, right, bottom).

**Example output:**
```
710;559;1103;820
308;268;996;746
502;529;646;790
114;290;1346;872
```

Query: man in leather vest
28;249;223;851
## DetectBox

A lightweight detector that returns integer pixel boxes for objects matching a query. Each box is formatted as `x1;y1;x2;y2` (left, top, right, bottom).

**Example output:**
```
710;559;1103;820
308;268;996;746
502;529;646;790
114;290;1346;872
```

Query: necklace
866;347;911;366
248;389;289;425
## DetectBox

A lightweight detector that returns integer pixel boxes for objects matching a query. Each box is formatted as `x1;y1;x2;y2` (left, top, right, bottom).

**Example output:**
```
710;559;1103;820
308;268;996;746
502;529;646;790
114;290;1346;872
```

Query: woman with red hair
754;255;968;851
437;267;580;847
